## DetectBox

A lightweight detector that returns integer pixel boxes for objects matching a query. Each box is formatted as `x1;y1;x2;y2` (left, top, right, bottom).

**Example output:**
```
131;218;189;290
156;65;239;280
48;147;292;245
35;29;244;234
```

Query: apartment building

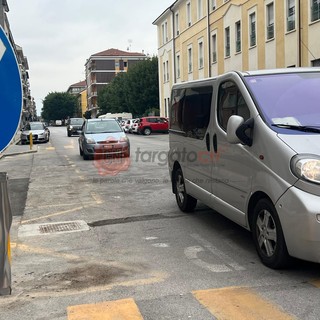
67;80;87;117
153;0;320;117
1;0;36;124
85;48;147;118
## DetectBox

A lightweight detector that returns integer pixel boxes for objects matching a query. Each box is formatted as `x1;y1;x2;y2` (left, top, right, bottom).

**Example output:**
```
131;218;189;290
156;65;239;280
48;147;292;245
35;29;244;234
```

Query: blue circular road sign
0;25;22;153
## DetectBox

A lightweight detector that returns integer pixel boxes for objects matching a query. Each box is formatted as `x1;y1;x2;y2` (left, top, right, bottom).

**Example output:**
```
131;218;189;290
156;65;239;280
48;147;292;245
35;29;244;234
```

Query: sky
7;0;174;114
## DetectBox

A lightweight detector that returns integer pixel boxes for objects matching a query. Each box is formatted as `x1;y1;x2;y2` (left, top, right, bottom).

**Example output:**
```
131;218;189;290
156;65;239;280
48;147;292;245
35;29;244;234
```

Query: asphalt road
0;126;320;320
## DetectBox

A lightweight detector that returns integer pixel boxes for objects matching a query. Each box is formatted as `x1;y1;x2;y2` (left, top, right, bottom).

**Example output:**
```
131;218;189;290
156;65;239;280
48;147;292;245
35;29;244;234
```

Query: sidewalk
0;135;38;159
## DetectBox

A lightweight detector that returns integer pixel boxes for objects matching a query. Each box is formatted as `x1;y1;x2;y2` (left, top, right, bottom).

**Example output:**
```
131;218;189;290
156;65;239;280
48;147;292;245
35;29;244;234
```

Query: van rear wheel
252;198;290;269
174;168;197;212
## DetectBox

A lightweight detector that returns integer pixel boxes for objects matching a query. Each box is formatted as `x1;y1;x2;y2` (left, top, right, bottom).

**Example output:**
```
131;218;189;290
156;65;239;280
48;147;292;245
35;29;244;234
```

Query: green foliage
41;92;78;121
97;57;159;117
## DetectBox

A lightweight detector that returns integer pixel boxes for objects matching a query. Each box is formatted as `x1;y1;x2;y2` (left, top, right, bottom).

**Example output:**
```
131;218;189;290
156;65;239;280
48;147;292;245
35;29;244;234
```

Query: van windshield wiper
271;124;320;133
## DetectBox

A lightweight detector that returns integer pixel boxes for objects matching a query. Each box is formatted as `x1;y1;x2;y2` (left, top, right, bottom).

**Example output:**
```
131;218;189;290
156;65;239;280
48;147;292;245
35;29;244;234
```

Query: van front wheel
252;199;290;269
174;168;197;212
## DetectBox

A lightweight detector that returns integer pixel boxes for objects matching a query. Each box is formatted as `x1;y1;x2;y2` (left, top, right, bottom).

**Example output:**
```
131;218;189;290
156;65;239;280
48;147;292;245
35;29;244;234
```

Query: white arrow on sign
0;38;6;61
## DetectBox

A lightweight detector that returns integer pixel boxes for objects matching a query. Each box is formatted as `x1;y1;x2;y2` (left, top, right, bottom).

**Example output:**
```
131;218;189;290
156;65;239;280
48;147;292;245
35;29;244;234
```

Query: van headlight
291;155;320;184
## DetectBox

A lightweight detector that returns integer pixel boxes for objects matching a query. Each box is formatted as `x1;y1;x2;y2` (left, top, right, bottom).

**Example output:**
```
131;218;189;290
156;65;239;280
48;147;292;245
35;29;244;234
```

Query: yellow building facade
153;0;320;116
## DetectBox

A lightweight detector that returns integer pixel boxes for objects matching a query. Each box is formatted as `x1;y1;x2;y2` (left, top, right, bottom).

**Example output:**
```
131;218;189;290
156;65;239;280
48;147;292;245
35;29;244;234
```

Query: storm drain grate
39;221;84;234
18;220;90;237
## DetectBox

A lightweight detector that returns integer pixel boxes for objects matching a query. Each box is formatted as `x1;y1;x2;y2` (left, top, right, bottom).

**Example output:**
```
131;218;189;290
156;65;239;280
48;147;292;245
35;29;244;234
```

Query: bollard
29;132;33;150
0;172;12;295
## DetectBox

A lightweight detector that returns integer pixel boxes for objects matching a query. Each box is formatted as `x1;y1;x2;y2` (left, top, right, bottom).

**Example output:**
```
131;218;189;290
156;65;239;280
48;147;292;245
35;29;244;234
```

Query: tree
41;92;78;122
125;56;159;116
97;57;159;117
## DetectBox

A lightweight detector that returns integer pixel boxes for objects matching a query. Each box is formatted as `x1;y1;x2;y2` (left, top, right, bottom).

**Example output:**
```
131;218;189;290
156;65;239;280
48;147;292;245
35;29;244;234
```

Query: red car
137;117;169;135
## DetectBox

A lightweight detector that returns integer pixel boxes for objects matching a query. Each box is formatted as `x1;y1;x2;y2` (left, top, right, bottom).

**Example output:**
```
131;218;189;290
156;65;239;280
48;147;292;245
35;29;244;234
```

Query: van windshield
244;72;320;133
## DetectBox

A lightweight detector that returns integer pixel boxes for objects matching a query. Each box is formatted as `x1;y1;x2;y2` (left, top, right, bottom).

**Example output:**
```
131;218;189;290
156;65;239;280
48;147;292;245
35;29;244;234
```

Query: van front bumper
276;186;320;263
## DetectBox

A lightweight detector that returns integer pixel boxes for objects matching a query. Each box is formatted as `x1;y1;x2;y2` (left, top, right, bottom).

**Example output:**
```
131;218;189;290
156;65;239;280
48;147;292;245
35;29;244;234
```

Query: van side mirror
227;115;254;146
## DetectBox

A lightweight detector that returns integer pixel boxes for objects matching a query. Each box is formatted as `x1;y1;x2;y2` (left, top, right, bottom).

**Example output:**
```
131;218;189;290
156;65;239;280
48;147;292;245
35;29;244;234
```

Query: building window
287;0;295;31
212;0;216;10
235;21;241;53
198;0;203;20
198;41;204;69
225;27;230;57
175;13;180;36
187;2;192;27
267;3;274;40
176;54;181;78
163;62;166;82
311;0;320;22
162;21;168;44
249;12;256;47
188;47;193;73
212;34;217;63
166;61;169;81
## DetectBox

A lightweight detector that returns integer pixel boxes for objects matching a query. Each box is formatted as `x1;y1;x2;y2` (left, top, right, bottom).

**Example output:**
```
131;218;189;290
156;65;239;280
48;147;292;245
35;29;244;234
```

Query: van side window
183;86;212;140
170;88;185;132
217;81;250;131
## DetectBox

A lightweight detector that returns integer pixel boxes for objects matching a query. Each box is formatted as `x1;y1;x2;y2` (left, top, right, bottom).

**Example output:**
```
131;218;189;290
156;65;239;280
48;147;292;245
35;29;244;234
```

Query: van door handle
213;134;218;153
205;133;210;151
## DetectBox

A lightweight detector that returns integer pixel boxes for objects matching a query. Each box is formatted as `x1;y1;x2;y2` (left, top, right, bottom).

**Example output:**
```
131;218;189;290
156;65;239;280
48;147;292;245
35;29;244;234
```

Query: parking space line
193;287;295;320
67;298;143;320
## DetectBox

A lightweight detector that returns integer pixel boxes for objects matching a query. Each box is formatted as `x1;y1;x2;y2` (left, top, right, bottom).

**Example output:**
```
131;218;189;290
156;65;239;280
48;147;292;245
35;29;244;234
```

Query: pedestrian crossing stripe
67;298;143;320
192;287;295;320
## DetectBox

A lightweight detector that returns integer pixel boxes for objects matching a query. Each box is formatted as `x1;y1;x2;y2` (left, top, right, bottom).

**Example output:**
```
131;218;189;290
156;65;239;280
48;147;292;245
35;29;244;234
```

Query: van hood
278;134;320;155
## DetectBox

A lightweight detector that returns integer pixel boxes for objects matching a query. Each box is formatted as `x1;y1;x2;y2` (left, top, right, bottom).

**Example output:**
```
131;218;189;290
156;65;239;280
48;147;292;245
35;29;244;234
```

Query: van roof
172;67;320;90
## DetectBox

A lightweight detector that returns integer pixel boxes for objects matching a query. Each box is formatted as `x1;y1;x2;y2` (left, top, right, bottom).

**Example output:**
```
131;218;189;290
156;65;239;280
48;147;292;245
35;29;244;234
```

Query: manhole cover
39;221;85;234
18;220;90;237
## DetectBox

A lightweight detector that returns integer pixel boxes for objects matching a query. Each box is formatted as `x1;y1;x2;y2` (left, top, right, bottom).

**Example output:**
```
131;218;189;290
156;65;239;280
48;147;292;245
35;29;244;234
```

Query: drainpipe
207;0;212;77
170;5;176;84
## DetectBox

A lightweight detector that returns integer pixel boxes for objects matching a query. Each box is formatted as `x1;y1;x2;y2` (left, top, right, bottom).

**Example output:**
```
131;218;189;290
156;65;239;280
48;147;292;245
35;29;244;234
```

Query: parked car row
122;116;169;135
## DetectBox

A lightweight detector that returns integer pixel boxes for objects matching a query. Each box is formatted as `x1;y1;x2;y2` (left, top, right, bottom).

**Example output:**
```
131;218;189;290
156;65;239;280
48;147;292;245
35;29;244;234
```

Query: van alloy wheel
174;168;197;212
252;199;290;269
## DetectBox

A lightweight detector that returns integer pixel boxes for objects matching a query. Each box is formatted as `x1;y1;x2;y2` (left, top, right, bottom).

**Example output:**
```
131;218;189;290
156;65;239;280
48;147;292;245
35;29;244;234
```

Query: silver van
168;68;320;269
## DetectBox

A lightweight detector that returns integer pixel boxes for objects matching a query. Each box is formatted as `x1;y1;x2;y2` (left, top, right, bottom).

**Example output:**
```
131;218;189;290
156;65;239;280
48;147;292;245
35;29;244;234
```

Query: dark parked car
78;118;130;160
67;118;84;136
20;122;50;144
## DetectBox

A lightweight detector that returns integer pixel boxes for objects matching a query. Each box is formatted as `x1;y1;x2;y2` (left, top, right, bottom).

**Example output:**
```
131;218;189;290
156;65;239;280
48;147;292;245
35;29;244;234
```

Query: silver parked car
20;122;50;144
78;118;130;160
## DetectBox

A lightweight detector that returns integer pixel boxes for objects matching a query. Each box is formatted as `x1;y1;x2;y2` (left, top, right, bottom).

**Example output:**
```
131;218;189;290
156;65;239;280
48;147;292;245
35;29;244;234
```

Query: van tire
174;168;197;212
252;198;290;269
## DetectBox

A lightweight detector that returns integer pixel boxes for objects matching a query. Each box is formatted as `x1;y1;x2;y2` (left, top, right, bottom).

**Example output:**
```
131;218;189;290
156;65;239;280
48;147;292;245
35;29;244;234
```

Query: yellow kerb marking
67;298;143;320
193;287;295;320
64;145;74;149
46;147;55;151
